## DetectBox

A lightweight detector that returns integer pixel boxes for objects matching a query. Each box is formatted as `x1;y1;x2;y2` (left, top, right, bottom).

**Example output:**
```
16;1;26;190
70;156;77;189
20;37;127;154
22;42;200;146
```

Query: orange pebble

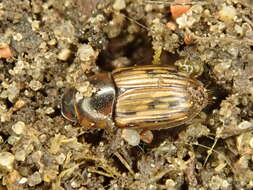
166;21;177;31
170;0;192;20
0;45;13;58
184;33;193;44
140;130;154;144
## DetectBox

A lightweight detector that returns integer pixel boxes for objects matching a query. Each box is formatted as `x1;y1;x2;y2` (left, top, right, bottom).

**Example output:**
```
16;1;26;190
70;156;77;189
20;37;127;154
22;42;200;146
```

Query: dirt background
1;0;253;189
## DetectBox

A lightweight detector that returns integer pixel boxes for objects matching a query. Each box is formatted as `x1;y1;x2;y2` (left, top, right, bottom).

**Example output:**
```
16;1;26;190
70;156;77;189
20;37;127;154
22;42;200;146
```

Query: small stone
218;5;236;22
15;150;26;161
75;81;90;93
209;175;230;190
55;153;66;165
13;33;23;41
11;60;30;76
29;80;42;91
140;130;153;144
45;107;54;115
12;121;26;135
234;24;243;36
31;20;40;31
48;39;57;46
71;180;80;188
31;151;42;164
7;136;21;145
170;0;192;20
54;21;75;43
13;99;26;111
166;179;176;188
77;44;98;62
111;57;131;68
176;14;195;28
39;134;47;143
0;45;13;58
238;121;253;129
121;129;140;146
57;48;72;61
166;22;177;31
0;136;3;144
28;171;42;186
113;0;126;11
19;177;28;184
0;152;15;171
7;82;21;103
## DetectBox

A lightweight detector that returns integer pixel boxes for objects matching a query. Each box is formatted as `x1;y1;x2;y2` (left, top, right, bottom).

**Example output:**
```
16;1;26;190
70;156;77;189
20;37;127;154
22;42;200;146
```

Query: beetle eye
61;88;78;122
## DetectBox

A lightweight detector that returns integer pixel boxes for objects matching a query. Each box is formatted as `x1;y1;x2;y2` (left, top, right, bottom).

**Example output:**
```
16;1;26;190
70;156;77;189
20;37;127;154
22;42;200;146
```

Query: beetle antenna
114;11;162;65
114;11;150;31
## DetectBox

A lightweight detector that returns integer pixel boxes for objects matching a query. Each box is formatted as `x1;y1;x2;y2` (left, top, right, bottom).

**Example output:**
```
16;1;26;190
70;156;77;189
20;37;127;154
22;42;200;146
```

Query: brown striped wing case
112;66;208;130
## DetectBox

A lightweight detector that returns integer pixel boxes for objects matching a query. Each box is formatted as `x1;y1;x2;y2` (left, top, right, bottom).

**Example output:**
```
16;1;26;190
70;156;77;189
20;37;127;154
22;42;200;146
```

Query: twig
114;151;135;175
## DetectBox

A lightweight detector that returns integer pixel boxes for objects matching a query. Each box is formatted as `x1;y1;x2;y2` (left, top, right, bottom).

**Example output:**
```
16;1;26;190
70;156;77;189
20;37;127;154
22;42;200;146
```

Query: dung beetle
61;65;208;134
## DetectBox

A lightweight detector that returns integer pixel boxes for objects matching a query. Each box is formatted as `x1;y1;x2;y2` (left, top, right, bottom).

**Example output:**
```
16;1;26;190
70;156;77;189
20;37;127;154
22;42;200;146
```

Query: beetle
61;65;208;137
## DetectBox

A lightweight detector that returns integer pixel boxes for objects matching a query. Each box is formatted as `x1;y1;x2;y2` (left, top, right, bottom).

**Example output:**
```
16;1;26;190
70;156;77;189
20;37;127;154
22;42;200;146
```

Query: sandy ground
1;0;253;189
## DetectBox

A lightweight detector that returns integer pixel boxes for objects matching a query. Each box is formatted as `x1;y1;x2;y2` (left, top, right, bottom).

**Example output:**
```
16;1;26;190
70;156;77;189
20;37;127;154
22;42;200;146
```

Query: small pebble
0;152;15;171
166;22;177;31
13;33;23;41
113;0;126;11
238;121;253;129
15;150;26;161
140;130;153;144
71;181;80;188
111;57;131;68
55;153;66;165
12;121;26;135
13;99;26;111
45;107;55;115
29;80;42;91
19;177;28;184
28;171;42;186
7;135;21;145
77;44;98;62
7;82;21;103
218;5;236;22
170;0;191;20
0;45;13;58
121;129;140;146
57;48;72;61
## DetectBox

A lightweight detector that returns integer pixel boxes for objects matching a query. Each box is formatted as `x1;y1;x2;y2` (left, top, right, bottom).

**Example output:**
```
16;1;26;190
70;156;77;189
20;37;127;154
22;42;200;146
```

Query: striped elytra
61;66;208;130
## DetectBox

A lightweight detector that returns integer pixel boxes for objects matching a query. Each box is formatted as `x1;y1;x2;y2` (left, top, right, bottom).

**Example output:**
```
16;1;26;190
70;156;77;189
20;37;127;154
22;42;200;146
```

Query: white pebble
7;135;21;145
12;121;26;135
57;48;72;61
19;177;28;184
29;80;42;91
0;152;15;171
113;0;126;11
28;171;42;186
238;121;253;129
15;150;26;161
219;5;237;22
77;44;98;62
121;129;140;146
